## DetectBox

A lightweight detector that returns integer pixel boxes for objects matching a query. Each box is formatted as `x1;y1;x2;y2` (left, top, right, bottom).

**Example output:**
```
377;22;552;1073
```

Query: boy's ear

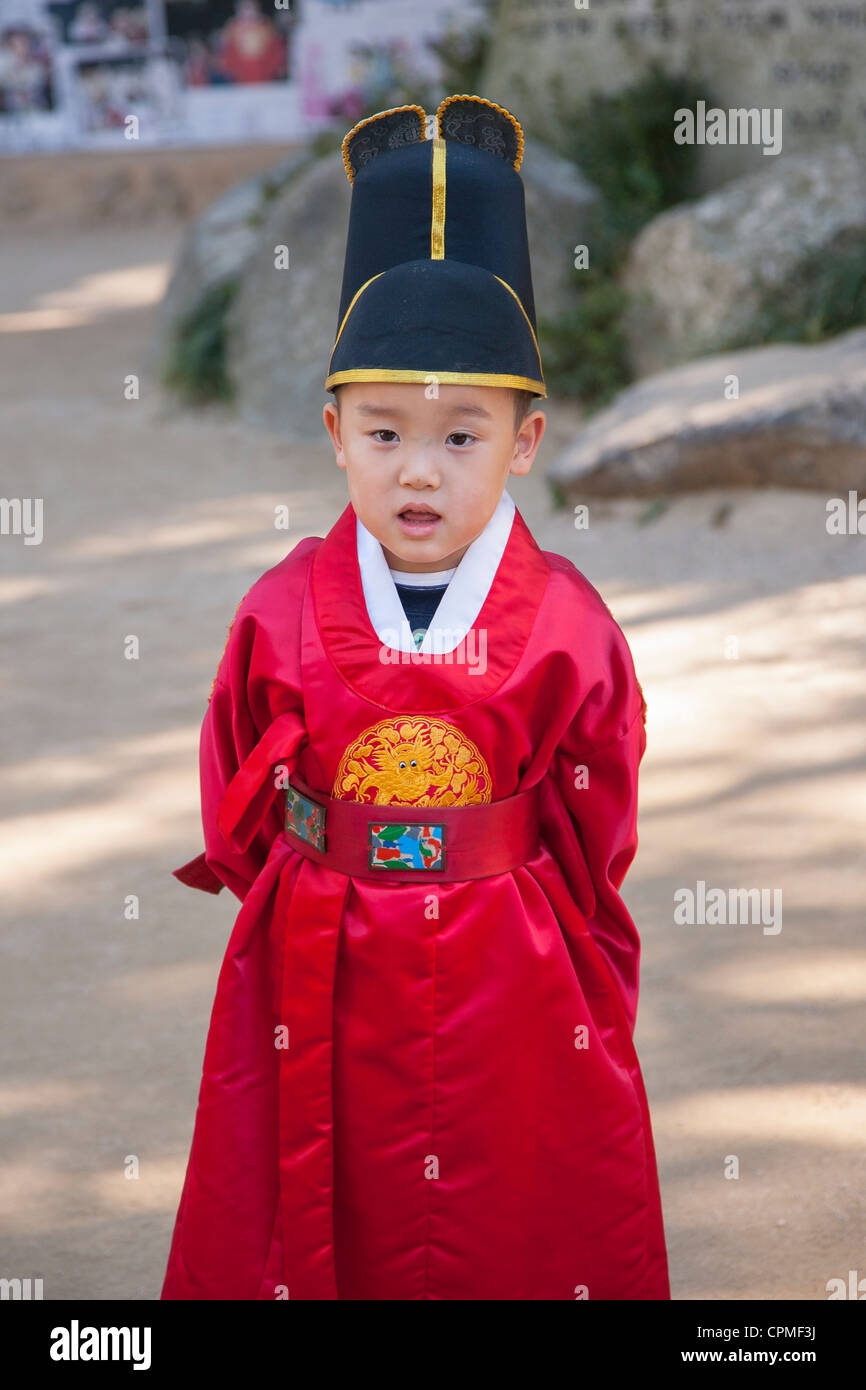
510;408;545;476
435;95;524;171
341;103;427;184
322;400;346;469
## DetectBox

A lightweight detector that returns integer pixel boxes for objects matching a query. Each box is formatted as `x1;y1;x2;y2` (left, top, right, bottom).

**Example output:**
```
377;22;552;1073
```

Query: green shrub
730;234;866;349
540;60;708;408
551;59;705;248
538;278;631;412
162;277;239;405
426;0;495;96
310;127;342;159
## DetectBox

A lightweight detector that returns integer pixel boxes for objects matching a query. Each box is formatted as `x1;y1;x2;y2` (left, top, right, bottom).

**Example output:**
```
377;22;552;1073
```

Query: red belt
282;773;541;882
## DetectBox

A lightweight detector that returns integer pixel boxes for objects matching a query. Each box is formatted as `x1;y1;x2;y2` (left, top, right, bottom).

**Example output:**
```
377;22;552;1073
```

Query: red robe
161;498;670;1300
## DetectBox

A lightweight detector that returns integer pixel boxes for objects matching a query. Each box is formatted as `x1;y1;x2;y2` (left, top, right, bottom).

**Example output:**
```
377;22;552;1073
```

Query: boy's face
322;382;546;572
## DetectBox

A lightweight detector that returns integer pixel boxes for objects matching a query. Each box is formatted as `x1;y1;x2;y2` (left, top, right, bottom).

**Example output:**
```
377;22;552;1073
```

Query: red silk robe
160;498;670;1300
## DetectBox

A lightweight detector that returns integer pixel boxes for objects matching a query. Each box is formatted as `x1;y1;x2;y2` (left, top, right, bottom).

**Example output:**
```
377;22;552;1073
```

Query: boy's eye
369;428;476;445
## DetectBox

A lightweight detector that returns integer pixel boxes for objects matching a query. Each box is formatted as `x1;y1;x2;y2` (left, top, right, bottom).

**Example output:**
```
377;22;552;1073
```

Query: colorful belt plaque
369;822;446;871
285;785;327;852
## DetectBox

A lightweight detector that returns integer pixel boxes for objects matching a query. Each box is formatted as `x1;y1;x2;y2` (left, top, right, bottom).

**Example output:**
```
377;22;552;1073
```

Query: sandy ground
0;222;864;1302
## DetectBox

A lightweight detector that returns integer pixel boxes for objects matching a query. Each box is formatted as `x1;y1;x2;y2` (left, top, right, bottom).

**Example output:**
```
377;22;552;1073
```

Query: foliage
426;0;496;97
551;59;705;249
537;278;631;412
538;60;708;409
243;151;319;228
162;277;239;405
310;127;343;159
729;234;866;349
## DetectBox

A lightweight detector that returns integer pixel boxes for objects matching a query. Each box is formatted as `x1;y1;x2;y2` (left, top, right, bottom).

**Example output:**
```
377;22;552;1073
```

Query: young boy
161;95;670;1301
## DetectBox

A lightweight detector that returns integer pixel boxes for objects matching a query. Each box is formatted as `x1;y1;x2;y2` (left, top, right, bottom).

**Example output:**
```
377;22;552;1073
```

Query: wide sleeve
172;595;308;904
549;618;648;1035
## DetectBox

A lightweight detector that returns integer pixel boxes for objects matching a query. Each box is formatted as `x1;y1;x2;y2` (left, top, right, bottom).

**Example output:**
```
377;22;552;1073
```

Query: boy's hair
332;384;537;435
510;389;537;432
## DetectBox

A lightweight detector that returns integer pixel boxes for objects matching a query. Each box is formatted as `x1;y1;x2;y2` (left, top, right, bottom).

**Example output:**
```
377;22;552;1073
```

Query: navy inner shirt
393;582;449;644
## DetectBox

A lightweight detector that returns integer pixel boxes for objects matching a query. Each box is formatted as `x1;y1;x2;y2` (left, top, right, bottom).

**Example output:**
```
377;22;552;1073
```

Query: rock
155;148;314;363
520;136;599;321
225;150;352;441
547;328;866;497
621;147;866;377
223;136;597;441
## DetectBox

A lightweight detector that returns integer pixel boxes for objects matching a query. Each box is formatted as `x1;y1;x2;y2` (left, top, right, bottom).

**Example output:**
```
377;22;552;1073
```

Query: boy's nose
398;454;441;485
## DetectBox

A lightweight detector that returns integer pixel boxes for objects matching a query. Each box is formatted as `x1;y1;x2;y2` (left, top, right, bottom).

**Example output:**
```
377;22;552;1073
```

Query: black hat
325;94;546;398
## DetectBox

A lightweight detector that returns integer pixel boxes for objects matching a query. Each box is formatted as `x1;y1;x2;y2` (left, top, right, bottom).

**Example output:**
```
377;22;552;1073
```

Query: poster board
0;0;474;152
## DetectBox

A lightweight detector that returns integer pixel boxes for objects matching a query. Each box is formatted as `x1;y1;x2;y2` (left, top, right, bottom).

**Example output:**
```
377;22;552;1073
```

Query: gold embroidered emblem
332;716;492;806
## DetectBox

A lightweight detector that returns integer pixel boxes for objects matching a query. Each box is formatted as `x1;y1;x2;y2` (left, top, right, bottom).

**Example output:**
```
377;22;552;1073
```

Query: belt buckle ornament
369;821;446;871
285;784;327;852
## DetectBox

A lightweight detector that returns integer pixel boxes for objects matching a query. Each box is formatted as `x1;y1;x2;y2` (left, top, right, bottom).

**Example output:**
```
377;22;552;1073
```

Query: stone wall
484;0;866;190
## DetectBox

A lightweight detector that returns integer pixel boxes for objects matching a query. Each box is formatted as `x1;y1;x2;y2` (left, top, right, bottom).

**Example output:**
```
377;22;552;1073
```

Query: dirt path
1;224;863;1300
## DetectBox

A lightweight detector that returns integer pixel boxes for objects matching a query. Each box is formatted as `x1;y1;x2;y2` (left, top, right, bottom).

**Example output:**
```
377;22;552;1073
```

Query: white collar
356;490;516;654
389;566;456;586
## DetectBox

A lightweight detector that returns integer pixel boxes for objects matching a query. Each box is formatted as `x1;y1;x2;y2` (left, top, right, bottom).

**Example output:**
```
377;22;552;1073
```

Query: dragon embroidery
332;716;492;806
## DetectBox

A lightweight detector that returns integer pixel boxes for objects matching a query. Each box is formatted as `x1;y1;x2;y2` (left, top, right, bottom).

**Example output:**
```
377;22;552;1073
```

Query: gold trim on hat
435;94;525;172
341;104;427;184
492;275;542;369
430;137;446;259
327;271;386;373
326;268;544;387
325;368;546;397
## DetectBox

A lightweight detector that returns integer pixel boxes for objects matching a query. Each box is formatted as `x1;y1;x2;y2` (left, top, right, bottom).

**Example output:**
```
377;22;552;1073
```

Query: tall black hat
325;94;546;398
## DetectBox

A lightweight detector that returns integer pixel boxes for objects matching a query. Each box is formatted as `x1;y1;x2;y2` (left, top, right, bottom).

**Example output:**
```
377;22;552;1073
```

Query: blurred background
1;0;864;1301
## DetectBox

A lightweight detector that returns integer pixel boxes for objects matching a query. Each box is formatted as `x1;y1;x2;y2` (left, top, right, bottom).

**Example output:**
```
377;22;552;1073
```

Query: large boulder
547;327;866;497
154;148;315;364
622;147;866;378
520;135;598;322
225;150;352;441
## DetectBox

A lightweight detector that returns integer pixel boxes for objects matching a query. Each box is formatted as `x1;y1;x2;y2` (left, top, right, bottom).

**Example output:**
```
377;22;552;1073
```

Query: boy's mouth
397;504;442;536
